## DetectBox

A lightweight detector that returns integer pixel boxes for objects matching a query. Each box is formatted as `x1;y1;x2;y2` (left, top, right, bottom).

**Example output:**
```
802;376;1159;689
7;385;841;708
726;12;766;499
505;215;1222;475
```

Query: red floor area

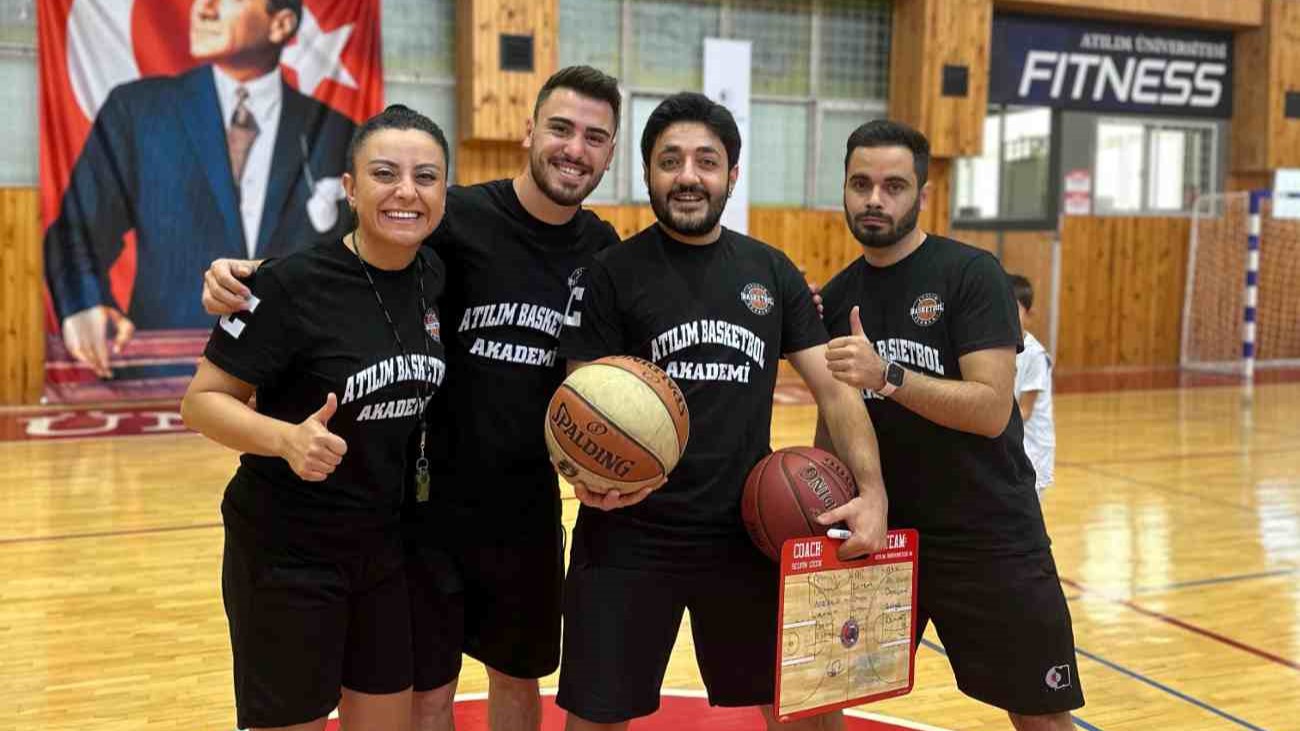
322;692;941;731
1054;365;1300;393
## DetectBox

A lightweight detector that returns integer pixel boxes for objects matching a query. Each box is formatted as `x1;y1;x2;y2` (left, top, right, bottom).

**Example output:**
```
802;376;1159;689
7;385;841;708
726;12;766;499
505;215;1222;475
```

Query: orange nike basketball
742;446;857;560
544;356;690;494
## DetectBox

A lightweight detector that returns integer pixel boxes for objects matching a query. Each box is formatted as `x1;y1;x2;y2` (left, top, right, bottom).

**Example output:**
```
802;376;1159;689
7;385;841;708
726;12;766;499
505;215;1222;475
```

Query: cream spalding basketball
544;356;690;494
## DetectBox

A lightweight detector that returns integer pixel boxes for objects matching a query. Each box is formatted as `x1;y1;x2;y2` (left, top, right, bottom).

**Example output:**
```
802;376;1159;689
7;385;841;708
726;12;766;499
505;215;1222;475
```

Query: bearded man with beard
556;92;888;731
201;66;623;731
816;120;1084;731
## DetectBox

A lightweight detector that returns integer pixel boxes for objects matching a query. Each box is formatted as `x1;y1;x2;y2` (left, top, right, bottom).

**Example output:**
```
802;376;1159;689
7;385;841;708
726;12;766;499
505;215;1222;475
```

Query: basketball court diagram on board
777;533;918;720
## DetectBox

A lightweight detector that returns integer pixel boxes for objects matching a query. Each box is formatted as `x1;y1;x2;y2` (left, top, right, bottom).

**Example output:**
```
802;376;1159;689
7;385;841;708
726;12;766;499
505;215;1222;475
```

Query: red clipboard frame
774;529;919;722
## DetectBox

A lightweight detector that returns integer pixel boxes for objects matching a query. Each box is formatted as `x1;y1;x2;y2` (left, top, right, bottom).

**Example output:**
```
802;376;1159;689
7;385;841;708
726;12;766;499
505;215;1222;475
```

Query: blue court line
1072;647;1269;731
920;639;1269;731
917;640;1101;730
1134;567;1298;594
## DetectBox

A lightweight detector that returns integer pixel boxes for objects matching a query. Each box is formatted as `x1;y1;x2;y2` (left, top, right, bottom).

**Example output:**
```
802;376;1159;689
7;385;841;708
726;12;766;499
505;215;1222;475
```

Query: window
0;0;34;46
953;106;1053;224
381;0;458;177
560;0;891;206
0;0;35;184
1094;119;1215;214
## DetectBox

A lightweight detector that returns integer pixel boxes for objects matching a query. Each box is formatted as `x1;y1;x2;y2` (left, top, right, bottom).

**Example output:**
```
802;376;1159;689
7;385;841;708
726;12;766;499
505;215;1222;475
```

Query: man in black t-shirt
556;93;888;731
819;120;1083;730
201;67;623;731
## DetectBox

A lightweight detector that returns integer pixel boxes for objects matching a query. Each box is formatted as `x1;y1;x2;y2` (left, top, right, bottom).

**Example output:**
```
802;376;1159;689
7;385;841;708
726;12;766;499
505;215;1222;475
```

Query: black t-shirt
422;179;619;534
559;225;828;568
820;235;1047;555
205;239;447;545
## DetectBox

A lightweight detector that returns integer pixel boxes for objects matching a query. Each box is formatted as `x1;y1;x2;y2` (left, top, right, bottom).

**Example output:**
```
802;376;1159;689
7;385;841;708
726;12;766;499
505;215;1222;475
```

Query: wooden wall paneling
1058;216;1108;368
1232;0;1300;174
955;229;997;254
1232;15;1272;172
1156;217;1191;364
950;229;1057;350
0;188;44;405
455;140;527;186
998;230;1058;352
457;0;558;143
1227;172;1273;193
922;158;952;237
1269;0;1300;169
1116;217;1149;364
889;0;992;159
1087;217;1116;367
994;0;1263;28
750;207;859;287
1056;216;1190;369
1053;223;1081;367
586;204;656;240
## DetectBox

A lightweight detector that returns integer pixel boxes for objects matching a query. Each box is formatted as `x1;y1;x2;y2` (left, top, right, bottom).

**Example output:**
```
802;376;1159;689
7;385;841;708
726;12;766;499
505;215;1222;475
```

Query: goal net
1181;192;1300;376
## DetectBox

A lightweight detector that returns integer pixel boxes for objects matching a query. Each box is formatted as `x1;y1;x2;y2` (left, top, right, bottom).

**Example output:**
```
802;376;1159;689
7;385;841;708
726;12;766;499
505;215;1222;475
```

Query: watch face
886;362;905;387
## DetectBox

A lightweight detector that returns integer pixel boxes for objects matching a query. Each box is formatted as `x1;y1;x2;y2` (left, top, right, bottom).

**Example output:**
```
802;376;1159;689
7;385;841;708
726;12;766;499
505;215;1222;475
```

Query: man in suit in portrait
44;0;355;378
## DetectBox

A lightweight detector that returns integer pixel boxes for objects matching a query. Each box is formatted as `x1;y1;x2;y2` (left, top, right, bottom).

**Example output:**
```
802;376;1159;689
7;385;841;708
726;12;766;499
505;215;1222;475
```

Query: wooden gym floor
1;375;1297;730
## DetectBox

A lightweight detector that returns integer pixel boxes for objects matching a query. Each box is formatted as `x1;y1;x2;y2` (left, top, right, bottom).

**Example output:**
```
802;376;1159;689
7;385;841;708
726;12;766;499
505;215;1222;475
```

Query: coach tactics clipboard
774;529;919;722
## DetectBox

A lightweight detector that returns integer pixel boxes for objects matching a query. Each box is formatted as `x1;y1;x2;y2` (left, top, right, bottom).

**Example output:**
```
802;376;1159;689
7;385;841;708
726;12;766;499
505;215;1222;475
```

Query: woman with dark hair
181;105;449;731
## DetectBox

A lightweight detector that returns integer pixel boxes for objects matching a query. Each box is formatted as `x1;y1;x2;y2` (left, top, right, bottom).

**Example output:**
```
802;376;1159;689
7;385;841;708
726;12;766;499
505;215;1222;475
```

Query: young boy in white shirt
1009;274;1054;498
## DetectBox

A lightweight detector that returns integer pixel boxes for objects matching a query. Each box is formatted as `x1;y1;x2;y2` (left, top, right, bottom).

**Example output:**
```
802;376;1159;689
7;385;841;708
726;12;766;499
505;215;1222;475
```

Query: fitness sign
990;14;1232;118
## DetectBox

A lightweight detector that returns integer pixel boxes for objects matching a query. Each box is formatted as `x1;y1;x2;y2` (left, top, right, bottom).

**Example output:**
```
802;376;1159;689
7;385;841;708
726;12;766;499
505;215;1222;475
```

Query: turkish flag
37;0;383;400
38;0;382;324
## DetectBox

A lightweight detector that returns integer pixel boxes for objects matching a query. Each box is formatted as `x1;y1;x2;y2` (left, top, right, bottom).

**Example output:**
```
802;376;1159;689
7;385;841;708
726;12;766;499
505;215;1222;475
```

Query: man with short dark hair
556;91;888;731
46;0;355;379
818;119;1083;731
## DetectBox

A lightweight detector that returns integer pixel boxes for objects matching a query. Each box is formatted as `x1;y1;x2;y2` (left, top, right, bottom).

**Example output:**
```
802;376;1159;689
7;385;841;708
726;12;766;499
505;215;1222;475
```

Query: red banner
37;0;383;402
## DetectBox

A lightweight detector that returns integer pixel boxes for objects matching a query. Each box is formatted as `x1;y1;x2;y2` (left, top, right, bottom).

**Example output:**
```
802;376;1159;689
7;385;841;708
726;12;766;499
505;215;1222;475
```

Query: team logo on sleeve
424;308;441;342
1044;664;1072;690
564;267;587;328
741;282;774;315
910;293;944;327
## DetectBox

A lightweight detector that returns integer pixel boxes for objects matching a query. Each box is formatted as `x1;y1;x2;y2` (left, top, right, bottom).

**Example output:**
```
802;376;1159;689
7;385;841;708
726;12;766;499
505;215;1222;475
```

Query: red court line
0;522;222;546
1060;577;1300;672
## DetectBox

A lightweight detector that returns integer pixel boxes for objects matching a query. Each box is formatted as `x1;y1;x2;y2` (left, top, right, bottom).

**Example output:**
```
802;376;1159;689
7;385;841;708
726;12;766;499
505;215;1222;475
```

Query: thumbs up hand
825;306;887;392
282;393;349;482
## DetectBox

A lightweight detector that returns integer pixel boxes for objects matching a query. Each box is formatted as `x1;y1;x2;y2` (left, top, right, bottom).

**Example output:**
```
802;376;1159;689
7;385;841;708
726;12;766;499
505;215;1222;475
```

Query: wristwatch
877;360;905;397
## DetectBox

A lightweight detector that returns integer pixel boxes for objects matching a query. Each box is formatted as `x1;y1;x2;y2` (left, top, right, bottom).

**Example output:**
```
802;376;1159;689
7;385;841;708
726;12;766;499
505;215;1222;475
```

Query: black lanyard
350;232;435;502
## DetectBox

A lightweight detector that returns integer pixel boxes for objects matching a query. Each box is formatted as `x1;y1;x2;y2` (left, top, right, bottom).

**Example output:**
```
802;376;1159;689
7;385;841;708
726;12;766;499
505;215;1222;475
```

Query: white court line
781;655;816;667
783;619;817;629
843;708;954;731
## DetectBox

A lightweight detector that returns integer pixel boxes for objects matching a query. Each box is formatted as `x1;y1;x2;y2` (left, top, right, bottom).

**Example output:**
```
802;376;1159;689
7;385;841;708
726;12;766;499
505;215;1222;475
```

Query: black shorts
556;531;779;723
407;522;565;690
914;547;1085;716
222;520;412;729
